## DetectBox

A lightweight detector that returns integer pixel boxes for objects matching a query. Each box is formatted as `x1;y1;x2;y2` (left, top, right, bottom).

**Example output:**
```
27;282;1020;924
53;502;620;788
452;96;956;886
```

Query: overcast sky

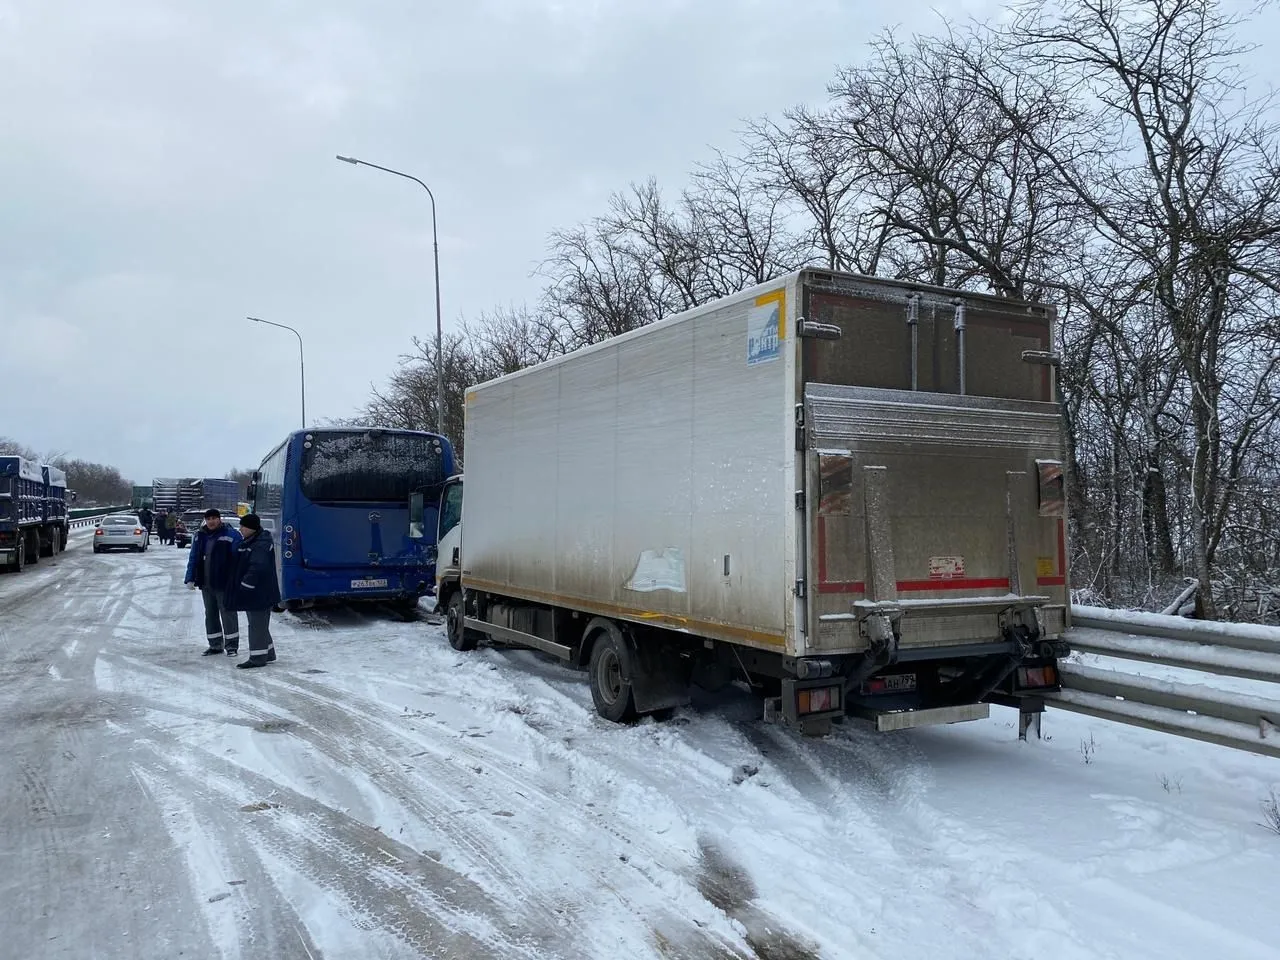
2;0;1008;482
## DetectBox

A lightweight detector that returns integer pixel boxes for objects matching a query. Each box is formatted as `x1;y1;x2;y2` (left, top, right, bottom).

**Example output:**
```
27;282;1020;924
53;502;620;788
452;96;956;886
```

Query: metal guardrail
1033;605;1280;759
68;505;130;521
68;509;131;529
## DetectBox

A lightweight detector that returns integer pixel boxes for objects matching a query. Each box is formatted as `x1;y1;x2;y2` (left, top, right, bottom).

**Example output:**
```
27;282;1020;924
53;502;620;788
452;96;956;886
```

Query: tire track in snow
129;731;555;959
105;631;766;959
0;544;219;959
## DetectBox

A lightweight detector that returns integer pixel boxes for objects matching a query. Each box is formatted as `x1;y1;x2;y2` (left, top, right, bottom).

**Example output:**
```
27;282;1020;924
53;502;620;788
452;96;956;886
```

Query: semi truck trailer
1;457;69;572
435;268;1071;733
153;477;239;515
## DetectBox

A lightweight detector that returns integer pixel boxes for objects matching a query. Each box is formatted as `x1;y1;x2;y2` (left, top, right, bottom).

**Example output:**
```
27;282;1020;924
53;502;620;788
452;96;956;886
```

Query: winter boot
202;646;224;656
236;656;270;669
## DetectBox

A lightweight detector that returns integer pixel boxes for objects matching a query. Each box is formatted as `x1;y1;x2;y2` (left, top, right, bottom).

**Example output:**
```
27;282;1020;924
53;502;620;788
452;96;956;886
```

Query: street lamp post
335;154;445;437
248;317;306;428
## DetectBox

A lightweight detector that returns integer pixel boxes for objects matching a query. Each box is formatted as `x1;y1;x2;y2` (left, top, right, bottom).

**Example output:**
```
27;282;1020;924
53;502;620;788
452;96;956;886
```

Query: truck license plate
351;578;389;589
862;673;918;695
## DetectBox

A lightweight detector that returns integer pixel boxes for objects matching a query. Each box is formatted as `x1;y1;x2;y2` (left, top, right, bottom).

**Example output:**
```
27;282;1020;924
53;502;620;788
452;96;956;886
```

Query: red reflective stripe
815;516;866;594
896;578;1010;592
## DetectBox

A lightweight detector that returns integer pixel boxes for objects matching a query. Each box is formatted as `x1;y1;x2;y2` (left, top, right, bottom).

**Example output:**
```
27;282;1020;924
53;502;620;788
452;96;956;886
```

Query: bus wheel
446;591;479;651
588;625;636;723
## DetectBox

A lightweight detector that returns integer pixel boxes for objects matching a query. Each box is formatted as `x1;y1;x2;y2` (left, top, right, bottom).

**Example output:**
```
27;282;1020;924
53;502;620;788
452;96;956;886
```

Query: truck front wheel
588;627;637;723
446;591;479;651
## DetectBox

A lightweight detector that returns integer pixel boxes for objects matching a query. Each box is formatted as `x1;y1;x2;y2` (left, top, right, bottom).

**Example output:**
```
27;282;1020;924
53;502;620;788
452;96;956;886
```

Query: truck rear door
796;272;1068;658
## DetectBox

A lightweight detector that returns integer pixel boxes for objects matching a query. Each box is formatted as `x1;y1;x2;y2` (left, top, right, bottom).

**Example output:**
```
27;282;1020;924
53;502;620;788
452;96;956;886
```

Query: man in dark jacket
138;506;154;535
184;509;243;656
154;509;169;544
224;514;280;668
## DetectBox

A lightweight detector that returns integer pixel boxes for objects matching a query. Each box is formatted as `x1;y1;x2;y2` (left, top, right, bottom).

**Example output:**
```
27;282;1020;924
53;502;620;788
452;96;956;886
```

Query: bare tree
1009;0;1280;615
824;25;1089;298
745;109;893;274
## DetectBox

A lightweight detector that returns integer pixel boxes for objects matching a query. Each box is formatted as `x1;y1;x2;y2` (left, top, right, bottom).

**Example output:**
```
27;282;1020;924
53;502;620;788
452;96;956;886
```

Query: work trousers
246;609;275;660
202;587;240;651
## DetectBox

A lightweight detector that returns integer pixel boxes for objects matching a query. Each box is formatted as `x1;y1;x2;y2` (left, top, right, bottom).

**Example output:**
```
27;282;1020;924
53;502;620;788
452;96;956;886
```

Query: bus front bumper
281;565;436;602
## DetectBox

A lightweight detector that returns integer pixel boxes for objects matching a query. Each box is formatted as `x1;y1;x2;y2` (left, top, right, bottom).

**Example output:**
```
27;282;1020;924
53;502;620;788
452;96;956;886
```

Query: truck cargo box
454;268;1069;727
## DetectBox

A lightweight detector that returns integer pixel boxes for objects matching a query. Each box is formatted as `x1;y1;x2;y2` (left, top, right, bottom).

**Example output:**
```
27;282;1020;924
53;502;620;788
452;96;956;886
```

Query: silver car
93;515;150;553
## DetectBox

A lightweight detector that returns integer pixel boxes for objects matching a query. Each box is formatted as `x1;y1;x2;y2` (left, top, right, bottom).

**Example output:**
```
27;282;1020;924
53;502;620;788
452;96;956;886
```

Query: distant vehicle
189;478;240;517
131;485;154;512
93;515;150;553
152;478;239;517
249;428;456;610
438;268;1071;733
174;510;205;548
0;457;69;572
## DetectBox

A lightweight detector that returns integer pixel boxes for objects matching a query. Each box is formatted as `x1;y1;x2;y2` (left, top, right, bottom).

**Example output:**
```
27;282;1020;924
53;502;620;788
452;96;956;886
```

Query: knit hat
238;513;262;532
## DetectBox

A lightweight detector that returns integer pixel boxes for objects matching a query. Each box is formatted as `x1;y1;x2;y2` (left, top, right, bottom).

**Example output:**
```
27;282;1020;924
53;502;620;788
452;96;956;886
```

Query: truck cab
434;476;465;622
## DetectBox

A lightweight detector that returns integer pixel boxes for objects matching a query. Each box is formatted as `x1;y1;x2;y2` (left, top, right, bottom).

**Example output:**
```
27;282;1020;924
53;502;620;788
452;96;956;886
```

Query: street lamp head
335;154;360;165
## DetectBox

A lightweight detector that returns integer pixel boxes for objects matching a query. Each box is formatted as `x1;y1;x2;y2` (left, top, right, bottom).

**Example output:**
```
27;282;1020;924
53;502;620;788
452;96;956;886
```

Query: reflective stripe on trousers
201;587;240;650
246;609;274;657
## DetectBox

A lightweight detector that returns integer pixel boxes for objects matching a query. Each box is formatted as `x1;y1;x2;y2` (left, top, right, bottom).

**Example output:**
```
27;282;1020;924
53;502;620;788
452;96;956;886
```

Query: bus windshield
301;431;446;503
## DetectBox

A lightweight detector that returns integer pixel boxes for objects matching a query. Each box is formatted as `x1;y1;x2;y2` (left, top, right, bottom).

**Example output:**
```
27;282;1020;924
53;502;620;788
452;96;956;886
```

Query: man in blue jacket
184;509;243;656
224;513;281;668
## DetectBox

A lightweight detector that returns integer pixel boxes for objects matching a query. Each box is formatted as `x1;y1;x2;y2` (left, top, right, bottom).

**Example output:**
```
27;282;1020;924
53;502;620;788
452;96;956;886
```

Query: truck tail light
798;685;841;715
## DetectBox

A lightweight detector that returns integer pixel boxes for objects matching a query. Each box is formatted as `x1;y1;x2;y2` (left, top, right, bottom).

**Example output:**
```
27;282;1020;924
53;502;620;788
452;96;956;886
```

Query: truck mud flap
625;631;693;715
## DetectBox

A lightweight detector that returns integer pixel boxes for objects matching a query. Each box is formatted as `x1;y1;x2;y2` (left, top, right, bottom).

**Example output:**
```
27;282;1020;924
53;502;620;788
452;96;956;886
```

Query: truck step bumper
874;702;989;732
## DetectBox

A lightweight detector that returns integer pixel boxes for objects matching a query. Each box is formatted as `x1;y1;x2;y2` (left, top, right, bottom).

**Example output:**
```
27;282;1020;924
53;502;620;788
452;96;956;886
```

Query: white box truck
435;269;1070;733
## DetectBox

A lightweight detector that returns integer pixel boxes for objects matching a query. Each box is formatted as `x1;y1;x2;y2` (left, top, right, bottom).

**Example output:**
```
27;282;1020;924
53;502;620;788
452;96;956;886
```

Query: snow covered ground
1;536;1278;959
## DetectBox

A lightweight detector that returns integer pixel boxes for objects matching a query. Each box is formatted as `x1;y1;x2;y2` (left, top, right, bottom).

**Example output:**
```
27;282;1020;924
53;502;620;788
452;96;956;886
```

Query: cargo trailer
435;269;1070;733
0;458;69;571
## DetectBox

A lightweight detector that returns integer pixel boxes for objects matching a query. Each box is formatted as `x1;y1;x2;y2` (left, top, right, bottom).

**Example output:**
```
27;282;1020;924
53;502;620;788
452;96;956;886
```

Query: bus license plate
351;578;389;589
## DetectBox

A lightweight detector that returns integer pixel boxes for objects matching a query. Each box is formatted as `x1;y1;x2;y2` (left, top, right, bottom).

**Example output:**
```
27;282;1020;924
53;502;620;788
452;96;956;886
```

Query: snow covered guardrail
1043;606;1280;759
69;511;127;529
1071;604;1280;656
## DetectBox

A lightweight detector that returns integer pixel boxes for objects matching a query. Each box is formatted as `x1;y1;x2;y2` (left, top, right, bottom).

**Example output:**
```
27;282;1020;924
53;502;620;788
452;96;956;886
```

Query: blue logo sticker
747;302;781;365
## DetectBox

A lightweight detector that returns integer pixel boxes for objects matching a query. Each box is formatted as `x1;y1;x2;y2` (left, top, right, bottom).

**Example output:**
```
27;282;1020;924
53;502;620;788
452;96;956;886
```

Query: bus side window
439;483;463;539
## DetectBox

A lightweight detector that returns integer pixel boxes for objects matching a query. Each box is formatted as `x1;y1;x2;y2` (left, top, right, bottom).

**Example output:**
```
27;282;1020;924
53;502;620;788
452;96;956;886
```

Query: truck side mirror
408;491;425;540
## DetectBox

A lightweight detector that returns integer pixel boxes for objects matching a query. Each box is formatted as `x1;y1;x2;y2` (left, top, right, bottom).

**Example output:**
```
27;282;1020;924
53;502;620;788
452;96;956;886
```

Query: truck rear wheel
446;591;479;651
588;626;636;723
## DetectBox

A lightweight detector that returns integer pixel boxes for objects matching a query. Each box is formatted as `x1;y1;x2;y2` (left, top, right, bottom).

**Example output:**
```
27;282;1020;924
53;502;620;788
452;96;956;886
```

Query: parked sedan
93;515;150;553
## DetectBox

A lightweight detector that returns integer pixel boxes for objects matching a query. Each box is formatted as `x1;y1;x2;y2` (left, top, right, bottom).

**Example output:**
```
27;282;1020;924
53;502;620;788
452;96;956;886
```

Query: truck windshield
301;432;446;503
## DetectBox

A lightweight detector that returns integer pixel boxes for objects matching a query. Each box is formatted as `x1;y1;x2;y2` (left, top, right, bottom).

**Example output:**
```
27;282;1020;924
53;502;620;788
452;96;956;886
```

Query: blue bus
249;428;456;608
